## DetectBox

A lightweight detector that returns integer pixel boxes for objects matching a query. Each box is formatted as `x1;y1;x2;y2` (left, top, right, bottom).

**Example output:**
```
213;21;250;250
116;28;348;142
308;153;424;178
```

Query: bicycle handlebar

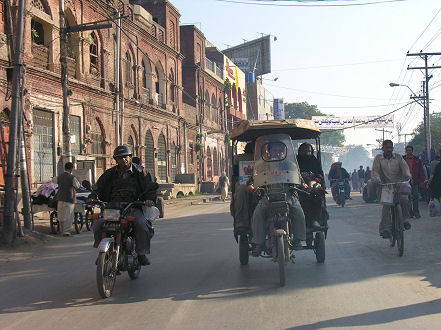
379;180;409;186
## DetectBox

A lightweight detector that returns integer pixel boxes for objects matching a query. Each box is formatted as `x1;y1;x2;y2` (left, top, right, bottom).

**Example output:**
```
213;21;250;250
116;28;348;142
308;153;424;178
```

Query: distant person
53;162;80;237
364;166;372;184
351;169;359;191
357;165;365;193
403;145;425;218
429;155;440;179
219;172;229;202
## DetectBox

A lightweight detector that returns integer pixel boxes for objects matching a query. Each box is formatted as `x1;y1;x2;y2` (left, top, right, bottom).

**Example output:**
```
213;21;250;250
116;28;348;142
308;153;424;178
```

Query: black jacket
95;163;158;203
429;162;441;199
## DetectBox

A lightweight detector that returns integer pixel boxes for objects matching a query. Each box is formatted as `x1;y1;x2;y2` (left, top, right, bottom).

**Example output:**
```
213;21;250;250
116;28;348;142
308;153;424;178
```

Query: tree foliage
284;102;345;147
339;145;371;172
409;113;441;155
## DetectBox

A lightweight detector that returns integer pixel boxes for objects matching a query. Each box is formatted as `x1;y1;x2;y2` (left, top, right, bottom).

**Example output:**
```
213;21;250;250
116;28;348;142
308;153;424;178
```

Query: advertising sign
239;161;254;184
223;36;271;76
273;98;285;120
312;115;394;129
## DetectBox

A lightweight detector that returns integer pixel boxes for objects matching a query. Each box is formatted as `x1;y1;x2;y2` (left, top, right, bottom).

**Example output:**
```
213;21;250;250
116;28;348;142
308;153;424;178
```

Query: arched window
144;130;155;179
90;32;98;71
157;133;167;182
126;52;132;84
127;135;134;154
171;142;177;182
205;90;210;121
213;147;218;176
169;20;175;49
142;60;147;88
169;70;175;103
155;67;160;93
90;118;105;170
211;94;217;123
206;147;212;179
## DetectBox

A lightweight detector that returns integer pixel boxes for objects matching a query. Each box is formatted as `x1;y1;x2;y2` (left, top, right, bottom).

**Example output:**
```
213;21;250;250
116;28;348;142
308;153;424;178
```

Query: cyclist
372;140;411;239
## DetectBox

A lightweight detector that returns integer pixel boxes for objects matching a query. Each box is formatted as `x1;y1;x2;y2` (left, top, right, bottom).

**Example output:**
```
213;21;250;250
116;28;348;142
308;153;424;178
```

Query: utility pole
407;51;441;162
115;10;121;145
3;0;26;244
59;0;71;163
399;133;414;146
375;128;392;142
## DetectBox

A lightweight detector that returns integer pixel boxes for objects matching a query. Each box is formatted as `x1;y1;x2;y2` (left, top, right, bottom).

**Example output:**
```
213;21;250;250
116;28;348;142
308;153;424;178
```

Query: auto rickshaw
230;119;328;286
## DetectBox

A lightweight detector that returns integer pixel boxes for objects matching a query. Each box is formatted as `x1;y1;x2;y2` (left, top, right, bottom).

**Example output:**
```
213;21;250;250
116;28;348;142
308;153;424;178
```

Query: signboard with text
312;115;394;129
273;98;285;120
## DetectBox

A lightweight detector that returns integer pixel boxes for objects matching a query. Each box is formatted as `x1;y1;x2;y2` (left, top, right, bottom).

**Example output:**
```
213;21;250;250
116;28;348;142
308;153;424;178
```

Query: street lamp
389;82;431;161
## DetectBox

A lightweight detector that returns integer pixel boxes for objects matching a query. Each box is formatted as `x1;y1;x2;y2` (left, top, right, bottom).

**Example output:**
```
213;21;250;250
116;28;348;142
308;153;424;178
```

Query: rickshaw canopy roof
231;119;321;141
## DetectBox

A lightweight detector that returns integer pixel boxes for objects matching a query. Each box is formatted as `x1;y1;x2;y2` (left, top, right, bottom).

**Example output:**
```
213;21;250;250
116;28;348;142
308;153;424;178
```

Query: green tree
409;113;441;155
339;145;371;172
284;102;345;147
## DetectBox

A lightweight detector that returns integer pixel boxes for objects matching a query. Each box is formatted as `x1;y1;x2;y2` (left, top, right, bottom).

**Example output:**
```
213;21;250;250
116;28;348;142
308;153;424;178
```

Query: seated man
296;142;326;229
230;142;256;236
328;161;351;200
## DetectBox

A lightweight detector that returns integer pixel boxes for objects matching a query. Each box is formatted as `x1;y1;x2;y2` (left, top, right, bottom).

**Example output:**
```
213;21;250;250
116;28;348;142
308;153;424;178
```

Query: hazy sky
171;0;441;148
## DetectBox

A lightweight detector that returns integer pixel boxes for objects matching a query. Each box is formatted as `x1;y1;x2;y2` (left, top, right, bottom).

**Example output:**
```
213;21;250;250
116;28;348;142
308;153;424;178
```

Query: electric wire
215;0;405;7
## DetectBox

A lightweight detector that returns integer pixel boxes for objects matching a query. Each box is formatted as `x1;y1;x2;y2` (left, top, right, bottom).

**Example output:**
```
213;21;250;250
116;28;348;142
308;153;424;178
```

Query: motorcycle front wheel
277;235;286;287
96;249;117;298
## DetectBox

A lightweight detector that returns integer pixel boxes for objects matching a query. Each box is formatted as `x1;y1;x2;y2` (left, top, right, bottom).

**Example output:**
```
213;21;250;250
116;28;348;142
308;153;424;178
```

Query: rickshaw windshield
261;142;287;162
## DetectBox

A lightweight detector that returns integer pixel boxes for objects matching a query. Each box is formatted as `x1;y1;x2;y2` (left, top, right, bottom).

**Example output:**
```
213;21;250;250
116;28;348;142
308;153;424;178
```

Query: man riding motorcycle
92;145;158;266
328;162;351;201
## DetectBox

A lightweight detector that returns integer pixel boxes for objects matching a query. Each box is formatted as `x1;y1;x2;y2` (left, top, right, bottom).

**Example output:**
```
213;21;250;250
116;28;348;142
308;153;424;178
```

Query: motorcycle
89;199;160;298
332;179;348;207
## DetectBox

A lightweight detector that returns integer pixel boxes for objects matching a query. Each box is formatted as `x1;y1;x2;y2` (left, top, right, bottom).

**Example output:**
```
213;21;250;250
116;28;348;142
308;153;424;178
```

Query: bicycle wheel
389;207;396;247
74;212;84;234
395;204;404;257
85;209;93;231
50;211;59;234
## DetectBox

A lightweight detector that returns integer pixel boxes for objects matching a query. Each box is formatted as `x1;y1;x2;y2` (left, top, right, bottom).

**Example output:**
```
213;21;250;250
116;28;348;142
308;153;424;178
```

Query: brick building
0;0;196;190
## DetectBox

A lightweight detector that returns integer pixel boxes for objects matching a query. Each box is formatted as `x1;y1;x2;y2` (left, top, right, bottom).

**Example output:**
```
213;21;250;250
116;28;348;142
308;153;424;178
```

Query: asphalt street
1;194;441;329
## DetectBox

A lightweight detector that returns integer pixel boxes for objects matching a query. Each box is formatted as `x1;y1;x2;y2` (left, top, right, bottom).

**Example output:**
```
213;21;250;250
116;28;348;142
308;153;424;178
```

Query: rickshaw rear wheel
314;231;326;263
239;234;249;265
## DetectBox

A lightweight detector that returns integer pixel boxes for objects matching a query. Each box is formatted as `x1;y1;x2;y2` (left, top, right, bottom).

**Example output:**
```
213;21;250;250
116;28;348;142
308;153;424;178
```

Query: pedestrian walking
351;169;359;191
219;172;229;201
403;145;425;218
357;165;365;193
53;162;80;236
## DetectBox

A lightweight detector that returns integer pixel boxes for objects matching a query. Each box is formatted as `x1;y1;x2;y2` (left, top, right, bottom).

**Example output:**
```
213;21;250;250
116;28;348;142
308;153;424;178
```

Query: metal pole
115;11;121;146
3;0;26;244
60;0;71;163
424;55;432;162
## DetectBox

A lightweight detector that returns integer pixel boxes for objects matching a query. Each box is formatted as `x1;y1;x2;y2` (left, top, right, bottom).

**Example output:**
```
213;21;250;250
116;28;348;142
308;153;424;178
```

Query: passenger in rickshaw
251;141;306;256
231;142;257;236
296;142;327;229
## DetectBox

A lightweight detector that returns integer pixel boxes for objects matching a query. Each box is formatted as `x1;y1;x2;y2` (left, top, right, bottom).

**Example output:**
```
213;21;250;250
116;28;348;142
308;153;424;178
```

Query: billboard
312;115;394;129
223;36;271;76
273;98;285;120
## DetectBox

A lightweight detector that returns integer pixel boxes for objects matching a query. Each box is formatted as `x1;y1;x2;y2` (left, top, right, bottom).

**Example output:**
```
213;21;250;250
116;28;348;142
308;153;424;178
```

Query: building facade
0;0;193;188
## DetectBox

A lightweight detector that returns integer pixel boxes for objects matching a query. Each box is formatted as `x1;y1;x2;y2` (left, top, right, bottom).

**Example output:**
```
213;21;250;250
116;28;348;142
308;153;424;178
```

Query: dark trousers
408;182;420;216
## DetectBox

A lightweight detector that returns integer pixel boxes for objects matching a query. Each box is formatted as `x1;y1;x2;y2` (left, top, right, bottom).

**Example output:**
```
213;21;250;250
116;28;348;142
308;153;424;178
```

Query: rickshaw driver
251;141;306;256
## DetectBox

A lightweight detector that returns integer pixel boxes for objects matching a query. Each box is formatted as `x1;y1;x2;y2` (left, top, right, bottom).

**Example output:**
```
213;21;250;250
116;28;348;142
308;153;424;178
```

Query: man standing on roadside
54;162;80;236
351;169;359;191
403;145;425;218
358;165;365;193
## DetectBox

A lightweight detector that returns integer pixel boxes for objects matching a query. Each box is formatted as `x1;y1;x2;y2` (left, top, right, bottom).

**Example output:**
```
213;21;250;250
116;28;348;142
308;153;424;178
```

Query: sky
170;0;441;150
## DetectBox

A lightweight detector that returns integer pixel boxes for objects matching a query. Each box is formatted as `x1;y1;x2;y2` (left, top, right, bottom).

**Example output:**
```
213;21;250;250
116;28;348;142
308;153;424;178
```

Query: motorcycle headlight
103;209;120;221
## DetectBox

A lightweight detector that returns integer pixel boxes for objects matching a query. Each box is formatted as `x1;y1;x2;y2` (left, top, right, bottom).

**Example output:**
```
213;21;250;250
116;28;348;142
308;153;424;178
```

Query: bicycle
380;181;409;257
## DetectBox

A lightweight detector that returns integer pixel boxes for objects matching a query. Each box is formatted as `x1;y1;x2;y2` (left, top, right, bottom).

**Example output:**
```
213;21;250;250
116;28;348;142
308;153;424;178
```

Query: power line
215;0;405;7
409;7;441;51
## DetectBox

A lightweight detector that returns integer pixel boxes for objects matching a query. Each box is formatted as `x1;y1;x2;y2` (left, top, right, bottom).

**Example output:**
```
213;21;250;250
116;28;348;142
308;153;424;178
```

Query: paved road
1;194;441;329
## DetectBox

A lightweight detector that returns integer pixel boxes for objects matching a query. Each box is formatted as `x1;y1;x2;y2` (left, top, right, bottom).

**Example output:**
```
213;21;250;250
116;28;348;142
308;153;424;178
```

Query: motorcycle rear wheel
49;211;59;234
85;209;93;231
277;235;286;287
96;249;117;298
